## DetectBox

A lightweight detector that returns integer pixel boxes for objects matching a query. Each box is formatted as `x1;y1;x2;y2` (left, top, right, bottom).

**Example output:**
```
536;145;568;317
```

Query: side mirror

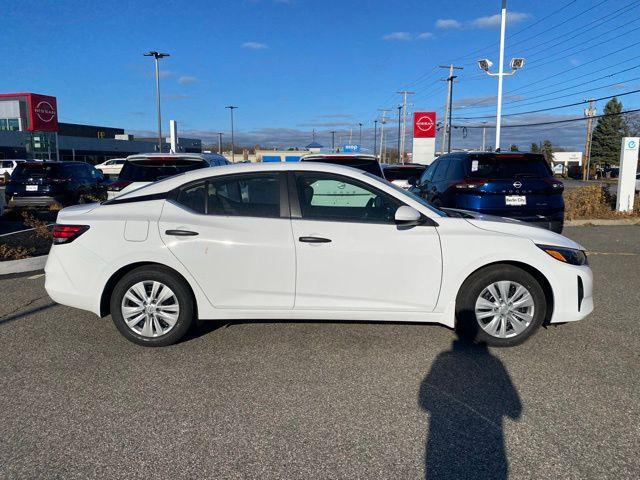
395;206;422;226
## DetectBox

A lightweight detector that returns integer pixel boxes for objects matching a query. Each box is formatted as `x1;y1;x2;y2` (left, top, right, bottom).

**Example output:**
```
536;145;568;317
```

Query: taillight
544;178;564;191
52;225;89;244
454;178;488;190
108;181;131;192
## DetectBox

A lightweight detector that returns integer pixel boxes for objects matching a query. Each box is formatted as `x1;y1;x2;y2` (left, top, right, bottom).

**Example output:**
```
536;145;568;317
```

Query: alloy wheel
474;281;535;339
121;281;180;338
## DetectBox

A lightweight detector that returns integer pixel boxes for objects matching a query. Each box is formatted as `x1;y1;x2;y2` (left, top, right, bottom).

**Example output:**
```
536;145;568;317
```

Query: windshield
466;156;552;179
119;159;206;182
363;172;446;217
304;157;384;178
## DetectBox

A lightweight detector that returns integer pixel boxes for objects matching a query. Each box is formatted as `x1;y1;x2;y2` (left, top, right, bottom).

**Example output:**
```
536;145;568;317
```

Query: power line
453;108;640;129
453;88;640;120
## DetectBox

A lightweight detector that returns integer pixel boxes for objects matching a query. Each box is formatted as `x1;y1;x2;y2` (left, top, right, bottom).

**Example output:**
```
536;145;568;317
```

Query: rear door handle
165;229;199;236
299;236;331;243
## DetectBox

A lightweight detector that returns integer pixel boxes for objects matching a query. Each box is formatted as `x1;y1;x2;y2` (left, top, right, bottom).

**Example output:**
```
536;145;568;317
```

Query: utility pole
397;91;414;162
583;99;596;180
373;120;378;158
397;106;402;164
358;122;363;146
378;109;389;162
439;64;464;154
217;132;223;154
330;130;336;152
143;51;170;152
225;106;237;162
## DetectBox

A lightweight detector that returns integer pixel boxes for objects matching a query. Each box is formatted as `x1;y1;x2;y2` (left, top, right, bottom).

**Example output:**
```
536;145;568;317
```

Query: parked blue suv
410;152;565;232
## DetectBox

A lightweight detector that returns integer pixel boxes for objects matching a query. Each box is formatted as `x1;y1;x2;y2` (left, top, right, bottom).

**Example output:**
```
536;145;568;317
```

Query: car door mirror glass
394;205;422;226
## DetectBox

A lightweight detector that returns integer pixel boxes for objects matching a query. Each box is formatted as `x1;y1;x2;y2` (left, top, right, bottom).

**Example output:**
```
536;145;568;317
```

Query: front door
290;171;442;311
159;172;296;309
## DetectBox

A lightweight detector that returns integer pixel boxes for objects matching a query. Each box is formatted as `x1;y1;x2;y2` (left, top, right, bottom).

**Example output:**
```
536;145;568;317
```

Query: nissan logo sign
34;101;56;123
513;181;522;188
415;115;435;133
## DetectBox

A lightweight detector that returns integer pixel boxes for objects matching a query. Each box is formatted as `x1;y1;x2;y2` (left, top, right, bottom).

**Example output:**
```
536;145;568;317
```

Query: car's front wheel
110;266;195;347
456;265;547;347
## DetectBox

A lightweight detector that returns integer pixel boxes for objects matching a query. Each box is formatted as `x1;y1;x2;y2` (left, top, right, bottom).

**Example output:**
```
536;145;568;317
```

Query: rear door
159;172;296;309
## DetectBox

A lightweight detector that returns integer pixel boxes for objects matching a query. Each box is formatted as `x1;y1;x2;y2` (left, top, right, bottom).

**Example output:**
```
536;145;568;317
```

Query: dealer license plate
505;195;526;206
26;185;38;192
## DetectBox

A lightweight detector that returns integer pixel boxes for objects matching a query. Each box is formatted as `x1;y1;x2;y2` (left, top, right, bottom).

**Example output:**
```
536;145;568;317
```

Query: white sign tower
616;137;639;212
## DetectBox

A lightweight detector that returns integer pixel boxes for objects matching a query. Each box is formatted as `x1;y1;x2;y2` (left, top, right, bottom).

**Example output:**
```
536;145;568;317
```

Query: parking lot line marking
28;273;45;280
587;252;638;256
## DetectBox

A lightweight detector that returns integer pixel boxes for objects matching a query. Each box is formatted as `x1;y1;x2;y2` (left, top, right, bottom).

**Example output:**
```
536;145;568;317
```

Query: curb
565;218;640;227
0;255;47;276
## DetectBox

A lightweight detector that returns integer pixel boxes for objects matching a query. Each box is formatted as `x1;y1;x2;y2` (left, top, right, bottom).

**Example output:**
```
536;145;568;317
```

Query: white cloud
383;32;412;41
242;41;268;49
178;75;198;85
471;11;531;28
417;32;434;40
436;19;461;29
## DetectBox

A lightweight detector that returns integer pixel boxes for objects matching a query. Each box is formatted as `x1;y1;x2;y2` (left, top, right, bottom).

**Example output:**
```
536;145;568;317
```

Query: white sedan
45;162;593;347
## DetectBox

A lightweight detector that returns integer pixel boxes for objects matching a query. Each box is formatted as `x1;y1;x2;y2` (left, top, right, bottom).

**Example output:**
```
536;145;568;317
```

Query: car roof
126;153;206;161
383;163;426;169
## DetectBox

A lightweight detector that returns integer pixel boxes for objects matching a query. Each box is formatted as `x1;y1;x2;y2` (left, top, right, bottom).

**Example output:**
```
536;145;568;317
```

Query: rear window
303;157;384;177
383;166;426;182
119;158;206;182
466;155;552;179
12;163;72;178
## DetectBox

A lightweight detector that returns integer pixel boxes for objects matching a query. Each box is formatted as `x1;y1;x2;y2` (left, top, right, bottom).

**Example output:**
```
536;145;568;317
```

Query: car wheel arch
454;260;554;326
99;262;198;319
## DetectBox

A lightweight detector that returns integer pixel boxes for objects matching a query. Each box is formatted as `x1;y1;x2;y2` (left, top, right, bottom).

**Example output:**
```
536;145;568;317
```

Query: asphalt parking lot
1;226;638;479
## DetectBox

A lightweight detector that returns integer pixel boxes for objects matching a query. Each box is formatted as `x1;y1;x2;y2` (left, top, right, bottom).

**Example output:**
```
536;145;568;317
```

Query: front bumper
549;263;593;324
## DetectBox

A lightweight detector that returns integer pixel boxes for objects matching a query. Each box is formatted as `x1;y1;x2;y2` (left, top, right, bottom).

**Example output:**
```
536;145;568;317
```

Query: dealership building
0;93;201;163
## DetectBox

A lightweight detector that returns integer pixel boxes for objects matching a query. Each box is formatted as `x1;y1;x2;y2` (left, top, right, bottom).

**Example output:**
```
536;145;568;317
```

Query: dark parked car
382;163;427;189
5;161;106;209
300;154;385;178
410;152;565;233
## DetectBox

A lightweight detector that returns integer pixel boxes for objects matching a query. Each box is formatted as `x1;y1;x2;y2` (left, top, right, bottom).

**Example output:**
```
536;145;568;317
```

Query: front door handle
165;229;199;236
299;236;331;243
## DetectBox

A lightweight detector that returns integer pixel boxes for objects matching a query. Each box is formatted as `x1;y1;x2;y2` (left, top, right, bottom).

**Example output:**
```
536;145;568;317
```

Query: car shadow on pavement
418;340;522;480
0;302;57;326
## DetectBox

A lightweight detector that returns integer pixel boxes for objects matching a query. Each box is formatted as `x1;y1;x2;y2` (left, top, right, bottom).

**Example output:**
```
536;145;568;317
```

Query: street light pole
358;122;363;145
217;132;223;154
144;51;170;152
330;130;336;152
495;0;507;151
225;106;237;162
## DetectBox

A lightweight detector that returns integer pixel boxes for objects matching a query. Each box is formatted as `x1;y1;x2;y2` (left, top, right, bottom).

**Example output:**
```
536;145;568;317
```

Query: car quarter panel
45;200;214;318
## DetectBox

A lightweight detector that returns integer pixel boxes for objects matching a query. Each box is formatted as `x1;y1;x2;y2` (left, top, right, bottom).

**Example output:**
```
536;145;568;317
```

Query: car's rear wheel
110;266;194;347
456;265;546;347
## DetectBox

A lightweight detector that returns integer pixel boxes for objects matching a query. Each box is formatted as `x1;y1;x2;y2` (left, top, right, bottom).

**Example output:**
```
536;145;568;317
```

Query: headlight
537;244;588;266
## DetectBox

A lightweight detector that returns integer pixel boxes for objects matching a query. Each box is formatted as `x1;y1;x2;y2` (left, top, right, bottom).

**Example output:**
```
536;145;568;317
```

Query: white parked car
45;163;593;347
95;158;126;176
0;159;26;181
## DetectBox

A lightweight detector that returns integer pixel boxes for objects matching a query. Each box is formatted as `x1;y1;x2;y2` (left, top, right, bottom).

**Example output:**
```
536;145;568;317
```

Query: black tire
549;220;563;234
455;265;547;347
110;266;195;347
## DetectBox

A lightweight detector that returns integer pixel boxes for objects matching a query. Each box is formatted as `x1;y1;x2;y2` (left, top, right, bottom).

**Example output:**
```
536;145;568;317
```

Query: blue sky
2;0;639;150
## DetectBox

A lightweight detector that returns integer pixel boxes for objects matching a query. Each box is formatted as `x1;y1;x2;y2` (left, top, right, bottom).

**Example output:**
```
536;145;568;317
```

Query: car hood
443;208;584;250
